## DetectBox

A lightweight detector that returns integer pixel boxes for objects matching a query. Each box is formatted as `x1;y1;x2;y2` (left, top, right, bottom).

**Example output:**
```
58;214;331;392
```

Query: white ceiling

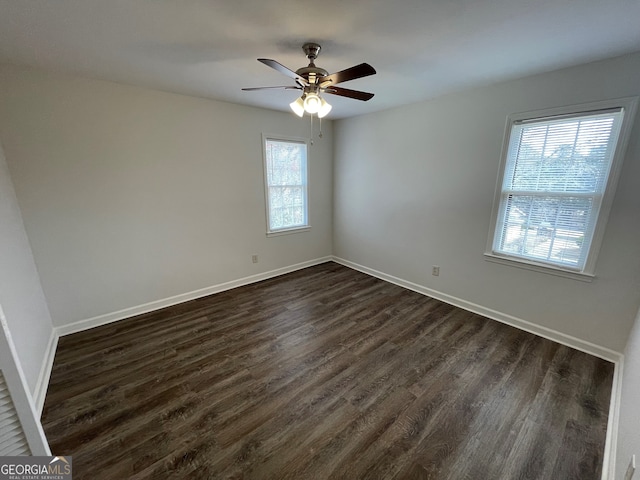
1;0;640;119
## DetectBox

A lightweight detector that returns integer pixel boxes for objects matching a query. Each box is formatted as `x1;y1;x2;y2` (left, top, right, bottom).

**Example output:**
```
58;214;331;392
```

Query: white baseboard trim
332;256;622;363
602;358;623;480
56;256;333;337
33;329;58;416
331;256;623;480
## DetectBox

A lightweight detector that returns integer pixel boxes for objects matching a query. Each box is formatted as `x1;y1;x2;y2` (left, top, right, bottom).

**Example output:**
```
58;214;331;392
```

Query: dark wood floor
42;262;614;479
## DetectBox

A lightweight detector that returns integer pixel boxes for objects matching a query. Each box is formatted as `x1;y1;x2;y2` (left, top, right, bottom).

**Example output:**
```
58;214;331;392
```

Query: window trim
262;134;311;236
485;97;638;280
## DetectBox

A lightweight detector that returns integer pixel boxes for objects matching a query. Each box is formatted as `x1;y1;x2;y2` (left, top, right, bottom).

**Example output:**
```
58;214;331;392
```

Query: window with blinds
487;100;636;277
263;136;309;235
0;370;31;456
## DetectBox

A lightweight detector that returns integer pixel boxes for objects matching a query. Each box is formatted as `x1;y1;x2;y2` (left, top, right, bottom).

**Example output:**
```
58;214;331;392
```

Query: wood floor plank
41;262;614;479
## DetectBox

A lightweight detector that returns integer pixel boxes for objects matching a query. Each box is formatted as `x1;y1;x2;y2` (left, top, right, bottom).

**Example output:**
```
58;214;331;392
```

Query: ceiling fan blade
258;59;308;85
324;86;374;101
319;63;376;86
242;86;301;91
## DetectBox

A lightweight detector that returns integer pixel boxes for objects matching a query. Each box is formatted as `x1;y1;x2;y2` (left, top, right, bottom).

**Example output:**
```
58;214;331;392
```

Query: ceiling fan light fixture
303;93;321;114
317;97;332;118
290;97;305;117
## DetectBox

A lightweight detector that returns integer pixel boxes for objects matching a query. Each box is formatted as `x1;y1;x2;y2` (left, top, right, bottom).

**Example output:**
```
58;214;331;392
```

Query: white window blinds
492;109;624;272
264;138;308;233
0;371;31;456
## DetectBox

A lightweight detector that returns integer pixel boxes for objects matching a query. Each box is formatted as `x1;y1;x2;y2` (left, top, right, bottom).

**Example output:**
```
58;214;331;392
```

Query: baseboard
331;256;623;480
331;256;622;363
602;358;623;480
56;256;333;337
33;329;58;416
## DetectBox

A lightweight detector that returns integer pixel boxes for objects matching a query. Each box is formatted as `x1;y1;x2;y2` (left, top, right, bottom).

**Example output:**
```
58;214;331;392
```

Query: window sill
483;253;595;283
266;226;311;237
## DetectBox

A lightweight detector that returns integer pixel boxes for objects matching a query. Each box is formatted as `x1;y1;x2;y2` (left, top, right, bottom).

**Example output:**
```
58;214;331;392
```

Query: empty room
1;1;640;479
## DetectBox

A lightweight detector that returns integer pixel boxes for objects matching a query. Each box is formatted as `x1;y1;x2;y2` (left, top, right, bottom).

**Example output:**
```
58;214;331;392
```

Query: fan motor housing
295;65;329;84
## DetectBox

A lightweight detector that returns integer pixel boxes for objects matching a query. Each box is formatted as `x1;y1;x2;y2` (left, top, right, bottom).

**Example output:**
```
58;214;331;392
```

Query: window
487;99;637;279
263;136;309;235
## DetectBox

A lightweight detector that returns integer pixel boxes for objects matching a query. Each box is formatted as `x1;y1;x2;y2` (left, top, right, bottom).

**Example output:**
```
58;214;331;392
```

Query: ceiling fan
242;42;376;118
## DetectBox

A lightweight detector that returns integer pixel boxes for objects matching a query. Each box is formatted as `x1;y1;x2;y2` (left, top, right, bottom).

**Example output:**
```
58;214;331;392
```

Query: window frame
485;97;638;281
262;134;311;236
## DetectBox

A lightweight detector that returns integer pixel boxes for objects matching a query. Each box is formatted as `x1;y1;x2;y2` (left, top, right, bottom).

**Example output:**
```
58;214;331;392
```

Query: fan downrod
297;43;328;82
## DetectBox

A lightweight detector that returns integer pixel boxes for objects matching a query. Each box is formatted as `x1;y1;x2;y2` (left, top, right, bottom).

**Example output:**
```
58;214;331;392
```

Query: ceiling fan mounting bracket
302;42;322;62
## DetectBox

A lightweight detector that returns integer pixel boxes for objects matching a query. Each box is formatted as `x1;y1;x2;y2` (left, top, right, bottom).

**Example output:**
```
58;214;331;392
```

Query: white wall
334;52;640;352
0;141;54;394
0;65;333;327
617;305;640;478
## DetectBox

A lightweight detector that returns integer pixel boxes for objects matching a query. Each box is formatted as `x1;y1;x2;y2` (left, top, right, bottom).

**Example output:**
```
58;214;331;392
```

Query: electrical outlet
625;454;636;480
252;255;258;264
432;265;440;276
